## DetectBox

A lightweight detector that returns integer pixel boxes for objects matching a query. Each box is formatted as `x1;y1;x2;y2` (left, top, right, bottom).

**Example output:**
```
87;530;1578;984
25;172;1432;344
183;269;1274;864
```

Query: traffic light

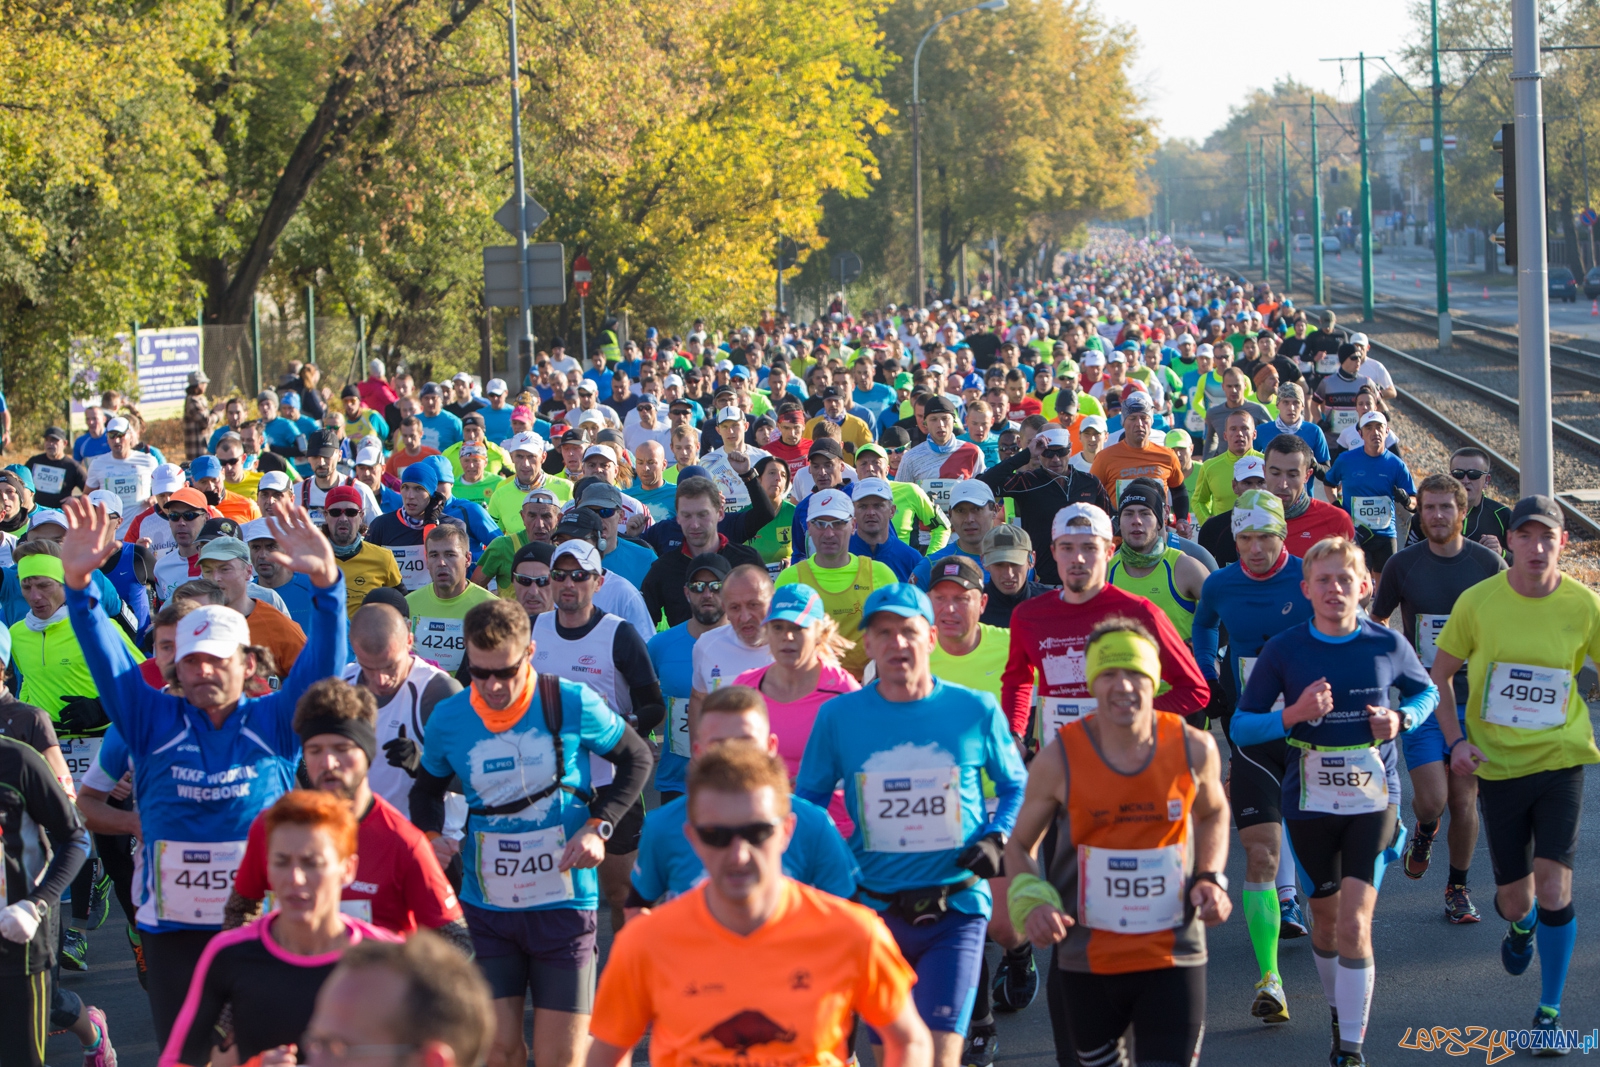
1493;122;1547;268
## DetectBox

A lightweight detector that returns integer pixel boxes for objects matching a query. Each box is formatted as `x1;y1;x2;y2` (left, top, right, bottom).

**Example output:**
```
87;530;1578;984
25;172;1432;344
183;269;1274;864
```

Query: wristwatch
1192;871;1229;893
586;818;614;841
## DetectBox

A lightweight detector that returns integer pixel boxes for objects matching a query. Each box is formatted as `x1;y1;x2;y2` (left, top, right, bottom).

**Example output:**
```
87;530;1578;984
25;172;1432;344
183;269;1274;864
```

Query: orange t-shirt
246;598;306;683
384;446;441;480
1089;440;1185;506
590;879;915;1067
215;490;261;525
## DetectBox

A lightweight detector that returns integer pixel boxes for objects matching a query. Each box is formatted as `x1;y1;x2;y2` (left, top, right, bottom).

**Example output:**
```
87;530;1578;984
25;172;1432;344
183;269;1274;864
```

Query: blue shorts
874;909;987;1036
1401;704;1468;770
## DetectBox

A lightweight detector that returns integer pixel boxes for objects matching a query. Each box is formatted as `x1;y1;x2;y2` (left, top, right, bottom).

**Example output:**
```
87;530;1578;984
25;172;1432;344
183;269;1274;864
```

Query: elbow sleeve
410;769;452;834
592;726;653;825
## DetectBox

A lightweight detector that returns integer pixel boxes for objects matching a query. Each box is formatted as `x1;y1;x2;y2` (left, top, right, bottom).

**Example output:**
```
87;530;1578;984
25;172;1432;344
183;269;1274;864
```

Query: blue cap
678;464;711;481
731;365;751;380
401;461;440;495
962;372;985;391
861;583;934;627
280;391;301;409
190;454;222;480
4;465;33;493
428;453;454;483
766;583;828;628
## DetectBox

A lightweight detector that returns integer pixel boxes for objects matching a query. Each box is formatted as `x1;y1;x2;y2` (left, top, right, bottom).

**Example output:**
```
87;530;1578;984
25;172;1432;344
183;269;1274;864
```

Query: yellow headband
1086;630;1162;686
16;555;64;584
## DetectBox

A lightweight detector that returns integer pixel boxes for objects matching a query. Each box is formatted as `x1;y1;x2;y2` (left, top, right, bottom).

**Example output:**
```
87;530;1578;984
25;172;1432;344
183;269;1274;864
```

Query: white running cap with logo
176;604;252;663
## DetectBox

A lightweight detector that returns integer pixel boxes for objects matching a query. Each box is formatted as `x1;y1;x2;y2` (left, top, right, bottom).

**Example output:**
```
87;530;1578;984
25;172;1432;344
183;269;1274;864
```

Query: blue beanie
400;462;440;495
428;453;455;484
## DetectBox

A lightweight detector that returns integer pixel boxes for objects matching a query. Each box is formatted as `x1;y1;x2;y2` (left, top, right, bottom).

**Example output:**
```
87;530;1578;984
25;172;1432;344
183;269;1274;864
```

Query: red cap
324;485;363;510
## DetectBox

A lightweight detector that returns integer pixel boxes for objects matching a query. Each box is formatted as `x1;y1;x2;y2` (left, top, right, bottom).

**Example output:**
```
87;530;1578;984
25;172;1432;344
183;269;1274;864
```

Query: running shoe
1532;1007;1569;1057
87;871;113;931
83;1006;117;1067
1332;1053;1368;1067
1444;884;1481;925
1501;917;1538;976
1403;823;1435;880
1251;974;1289;1024
962;1027;998;1067
991;947;1039;1013
1327;1009;1341;1067
60;927;89;972
1279;896;1309;939
126;924;148;990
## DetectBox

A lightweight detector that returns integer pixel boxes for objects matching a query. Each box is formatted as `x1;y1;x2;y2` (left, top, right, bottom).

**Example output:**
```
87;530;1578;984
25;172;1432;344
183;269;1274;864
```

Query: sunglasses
162;509;204;523
693;822;781;849
325;507;361;519
810;518;850;531
687;579;723;594
512;573;551;588
586;506;617;519
550;567;595;583
1450;469;1488;481
467;662;525;680
219;456;243;468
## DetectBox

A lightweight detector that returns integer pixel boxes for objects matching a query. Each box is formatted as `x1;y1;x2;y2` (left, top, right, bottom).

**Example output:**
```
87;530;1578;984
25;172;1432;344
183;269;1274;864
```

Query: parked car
1584;266;1600;299
1294;233;1314;251
1550;266;1578;303
1322;235;1343;252
1222;224;1241;238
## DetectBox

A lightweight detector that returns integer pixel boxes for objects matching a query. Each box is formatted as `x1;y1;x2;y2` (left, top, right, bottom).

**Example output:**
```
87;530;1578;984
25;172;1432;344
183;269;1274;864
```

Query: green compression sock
1244;883;1280;979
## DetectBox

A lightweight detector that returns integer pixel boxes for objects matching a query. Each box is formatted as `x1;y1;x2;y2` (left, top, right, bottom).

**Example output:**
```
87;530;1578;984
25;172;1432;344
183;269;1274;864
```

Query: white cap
1359;411;1388;429
809;488;854;522
663;374;684;389
715;359;735;372
575;378;598;393
1081;351;1105;368
28;509;66;531
175;604;252;663
551;538;603;572
853;477;894;501
1350;332;1369;346
523;488;560;507
1079;415;1108;433
1195;343;1214;358
354;445;383;468
151;463;186;496
948;481;996;509
1052;502;1114;542
105;416;130;435
1232;455;1266;481
583;444;617;463
86;489;124;516
258;471;291;493
505;431;547;454
1037;427;1071;449
1106;349;1126;363
715;406;743;424
241;518;274;543
485;378;508;395
576;410;606;428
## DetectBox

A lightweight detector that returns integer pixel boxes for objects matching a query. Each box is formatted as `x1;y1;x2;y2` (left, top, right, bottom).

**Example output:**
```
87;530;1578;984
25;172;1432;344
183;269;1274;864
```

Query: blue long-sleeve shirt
1325;447;1416;538
849;530;924;582
65;573;347;932
441;497;501;561
1191;555;1312;694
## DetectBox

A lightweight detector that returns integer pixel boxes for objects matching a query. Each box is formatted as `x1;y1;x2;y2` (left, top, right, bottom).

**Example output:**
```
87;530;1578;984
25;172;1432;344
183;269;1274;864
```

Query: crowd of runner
1;231;1596;1067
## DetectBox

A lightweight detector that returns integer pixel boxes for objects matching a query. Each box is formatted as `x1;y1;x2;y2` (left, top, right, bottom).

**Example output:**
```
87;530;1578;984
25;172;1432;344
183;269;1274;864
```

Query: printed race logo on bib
390;545;429;591
1037;698;1091;742
1078;844;1186;933
1483;663;1572;730
857;767;964;853
417;618;467;671
921;478;958;507
1331;409;1359;431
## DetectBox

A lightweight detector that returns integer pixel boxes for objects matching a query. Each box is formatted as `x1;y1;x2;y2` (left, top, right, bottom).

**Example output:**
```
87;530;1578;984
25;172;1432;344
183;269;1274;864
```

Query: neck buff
469;663;535;733
332;535;365;560
926;434;957;455
1272;416;1302;435
1242;547;1291;582
0;509;26;536
1118;539;1167;571
24;604;67;633
1284;488;1312;520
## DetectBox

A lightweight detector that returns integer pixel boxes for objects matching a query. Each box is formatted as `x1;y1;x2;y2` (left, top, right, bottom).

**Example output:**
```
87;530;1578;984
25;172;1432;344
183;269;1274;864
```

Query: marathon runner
1261;434;1355;558
589;741;929;1067
648;553;730;804
776;489;897;679
366;462;451;593
58;495;346;1045
977;426;1108;586
641;474;766;627
895;396;986;514
305;486;403;616
1191;408;1261;523
977;525;1050;628
474;487;563;591
1254;382;1329;476
853;441;949;557
795;582;1025;1067
1195;455;1267;567
1087;391;1188;518
410;597;652;1067
1107;478;1206;642
1325;411;1416;574
1430;495;1600;1043
1232;536;1437;1067
1371;472;1504;924
1191;490;1313;1024
484;433;572;536
849;477;923;581
84;416;160;536
406;523;497;674
1003;619;1230;1067
1403;447;1513;553
911;481;1001;587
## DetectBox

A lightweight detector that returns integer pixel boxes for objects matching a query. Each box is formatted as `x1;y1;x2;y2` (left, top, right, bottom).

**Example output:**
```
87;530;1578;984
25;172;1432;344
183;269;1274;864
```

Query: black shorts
592;790;645;855
1053;964;1206;1067
466;904;598;1011
1287;809;1398;898
1477;766;1585;885
1228;738;1289;830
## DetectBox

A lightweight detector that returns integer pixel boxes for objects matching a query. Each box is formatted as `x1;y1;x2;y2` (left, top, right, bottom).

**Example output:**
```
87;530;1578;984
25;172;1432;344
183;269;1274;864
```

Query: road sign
1419;135;1458;152
1582;207;1598;228
494;194;548;238
832;251;862;286
573;253;592;298
483;243;566;307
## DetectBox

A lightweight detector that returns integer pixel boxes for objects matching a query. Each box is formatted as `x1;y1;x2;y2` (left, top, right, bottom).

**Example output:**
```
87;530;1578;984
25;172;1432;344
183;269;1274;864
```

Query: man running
1403;447;1513;553
977;427;1108;586
406;523;497;674
978;525;1049;627
1107;478;1206;642
895;396;986;515
589;741;930;1067
1232;537;1437;1066
1087;391;1188;518
1325;410;1415;573
1262;434;1354;557
1430;495;1600;1043
776;489;897;679
486;433;571;536
1371;473;1504;924
1004;619;1230;1067
648;553;730;804
796;583;1025;1067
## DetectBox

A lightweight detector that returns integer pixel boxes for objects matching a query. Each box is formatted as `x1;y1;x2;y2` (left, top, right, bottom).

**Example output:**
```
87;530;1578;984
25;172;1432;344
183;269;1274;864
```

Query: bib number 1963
1078;844;1185;933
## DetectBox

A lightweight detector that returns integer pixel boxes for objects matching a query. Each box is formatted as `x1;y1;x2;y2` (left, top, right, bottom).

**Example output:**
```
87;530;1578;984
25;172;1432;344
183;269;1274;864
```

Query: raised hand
59;495;118;590
262;499;339;587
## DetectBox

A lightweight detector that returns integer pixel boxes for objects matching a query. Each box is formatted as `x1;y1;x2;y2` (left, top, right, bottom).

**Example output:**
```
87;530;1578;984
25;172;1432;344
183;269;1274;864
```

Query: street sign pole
1513;0;1554;495
573;254;592;364
1259;138;1269;283
507;0;534;387
1432;0;1452;346
1360;53;1375;323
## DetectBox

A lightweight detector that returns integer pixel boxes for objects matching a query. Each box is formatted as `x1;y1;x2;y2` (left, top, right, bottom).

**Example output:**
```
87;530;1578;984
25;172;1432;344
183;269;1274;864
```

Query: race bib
476;828;574;908
1351;495;1393;531
667;696;691;759
104;473;142;507
31;465;64;495
857;767;964;853
1416;614;1450;669
1298;747;1387;814
1238;657;1286;713
1482;662;1572;730
390;544;429;591
1184;409;1205;433
921;478;959;507
416;617;466;672
1316;352;1341;375
339;899;374;922
1078;844;1186;933
1331;409;1359;431
307;506;325;528
60;736;103;792
421;427;443;450
155;839;246;924
1037;697;1092;742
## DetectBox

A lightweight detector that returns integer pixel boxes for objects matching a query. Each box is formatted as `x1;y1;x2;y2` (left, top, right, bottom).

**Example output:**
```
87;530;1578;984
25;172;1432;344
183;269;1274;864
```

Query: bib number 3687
1299;747;1387;814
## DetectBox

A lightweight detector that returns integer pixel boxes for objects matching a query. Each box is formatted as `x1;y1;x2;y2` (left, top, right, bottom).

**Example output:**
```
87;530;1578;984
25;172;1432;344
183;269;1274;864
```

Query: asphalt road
52;711;1600;1067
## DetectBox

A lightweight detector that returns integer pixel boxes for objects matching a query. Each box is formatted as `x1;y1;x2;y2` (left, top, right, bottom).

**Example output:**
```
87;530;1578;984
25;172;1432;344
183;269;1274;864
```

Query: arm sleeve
19;746;88;907
1370;554;1403;622
1000;616;1037;736
272;574;349;725
1191;584;1221;682
1170;484;1191;527
641;564;664;630
1190;464;1214;522
613;624;665;736
418;674;463;728
592;726;652;826
789;499;809;565
734;470;777;541
977;446;1030;496
409;768;453;835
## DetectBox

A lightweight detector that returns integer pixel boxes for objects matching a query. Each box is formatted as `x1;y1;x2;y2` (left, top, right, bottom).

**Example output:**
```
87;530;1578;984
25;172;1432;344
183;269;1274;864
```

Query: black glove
383;725;422;778
956;831;1005;880
58;697;109;737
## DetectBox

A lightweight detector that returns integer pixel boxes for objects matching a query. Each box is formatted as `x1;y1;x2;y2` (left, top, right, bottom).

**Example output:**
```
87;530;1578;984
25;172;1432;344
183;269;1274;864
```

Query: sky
1125;0;1418;145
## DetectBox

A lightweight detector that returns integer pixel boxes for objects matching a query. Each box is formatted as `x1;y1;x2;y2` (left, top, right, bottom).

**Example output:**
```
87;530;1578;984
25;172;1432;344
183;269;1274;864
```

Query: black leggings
143;929;219;1046
1287;809;1397;898
0;972;50;1067
1052;963;1206;1067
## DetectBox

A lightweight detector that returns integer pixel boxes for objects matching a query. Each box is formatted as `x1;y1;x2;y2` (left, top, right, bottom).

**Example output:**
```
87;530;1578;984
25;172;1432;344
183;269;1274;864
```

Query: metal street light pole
1513;0;1554;495
912;0;1007;307
1281;121;1291;292
1247;141;1256;270
1360;53;1375;322
1432;0;1451;346
1259;137;1269;282
507;0;535;387
1312;95;1325;304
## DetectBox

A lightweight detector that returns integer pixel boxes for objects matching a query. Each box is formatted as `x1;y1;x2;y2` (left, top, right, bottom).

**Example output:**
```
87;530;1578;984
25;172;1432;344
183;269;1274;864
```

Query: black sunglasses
550;567;595;583
467;662;525;680
686;580;723;594
512;573;551;588
325;508;360;519
1450;469;1488;481
693;822;781;849
162;509;204;523
219;456;243;468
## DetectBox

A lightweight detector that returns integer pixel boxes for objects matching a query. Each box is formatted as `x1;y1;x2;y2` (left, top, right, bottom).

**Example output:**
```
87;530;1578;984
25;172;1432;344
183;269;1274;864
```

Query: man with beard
25;425;87;510
189;453;261;525
318;486;404;617
978;426;1108;586
404;522;496;674
296;430;380;527
647;553;730;803
1108;477;1208;642
222;677;468;947
367;462;450;593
